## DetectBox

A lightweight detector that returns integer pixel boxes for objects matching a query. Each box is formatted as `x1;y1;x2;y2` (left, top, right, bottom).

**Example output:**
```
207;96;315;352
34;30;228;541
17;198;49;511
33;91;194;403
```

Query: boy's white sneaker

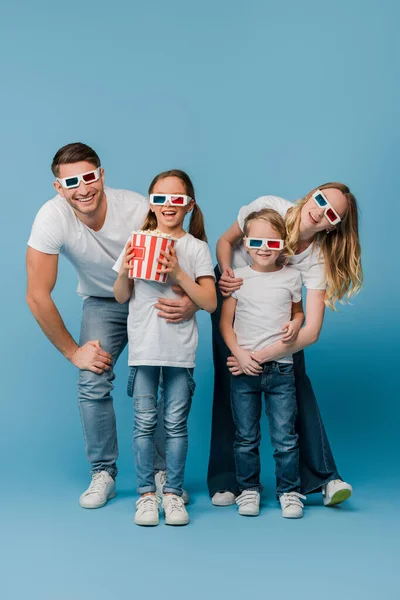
212;491;237;506
162;494;190;526
236;490;260;516
280;492;306;518
79;471;116;509
322;479;352;506
155;470;189;504
134;494;160;526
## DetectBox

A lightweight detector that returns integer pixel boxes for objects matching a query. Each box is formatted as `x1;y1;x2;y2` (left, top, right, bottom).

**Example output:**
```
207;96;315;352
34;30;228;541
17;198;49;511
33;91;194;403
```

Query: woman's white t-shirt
113;233;215;368
232;195;326;291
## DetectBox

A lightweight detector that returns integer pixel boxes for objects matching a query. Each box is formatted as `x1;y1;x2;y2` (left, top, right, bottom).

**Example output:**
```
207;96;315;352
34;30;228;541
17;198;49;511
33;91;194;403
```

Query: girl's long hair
285;182;363;309
141;169;207;242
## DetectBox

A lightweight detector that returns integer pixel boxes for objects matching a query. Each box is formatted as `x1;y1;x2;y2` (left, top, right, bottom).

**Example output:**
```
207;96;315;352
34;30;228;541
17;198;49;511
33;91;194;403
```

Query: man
26;142;196;508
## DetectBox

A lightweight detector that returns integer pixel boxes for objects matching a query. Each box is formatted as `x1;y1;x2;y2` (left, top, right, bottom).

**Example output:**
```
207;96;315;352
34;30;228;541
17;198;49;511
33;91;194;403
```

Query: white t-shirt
28;187;149;298
113;233;215;368
232;265;302;364
233;195;326;291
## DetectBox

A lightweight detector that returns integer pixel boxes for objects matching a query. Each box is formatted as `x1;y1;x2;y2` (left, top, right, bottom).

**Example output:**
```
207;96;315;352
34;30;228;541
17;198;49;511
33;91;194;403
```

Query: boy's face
244;219;283;268
53;161;105;217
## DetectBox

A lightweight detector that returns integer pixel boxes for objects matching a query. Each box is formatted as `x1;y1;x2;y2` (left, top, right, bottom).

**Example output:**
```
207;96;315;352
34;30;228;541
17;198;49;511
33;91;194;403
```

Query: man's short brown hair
51;142;101;177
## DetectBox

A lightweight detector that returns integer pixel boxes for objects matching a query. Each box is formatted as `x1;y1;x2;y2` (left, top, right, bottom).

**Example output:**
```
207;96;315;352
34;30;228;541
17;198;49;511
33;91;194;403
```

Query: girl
113;170;216;527
208;183;363;508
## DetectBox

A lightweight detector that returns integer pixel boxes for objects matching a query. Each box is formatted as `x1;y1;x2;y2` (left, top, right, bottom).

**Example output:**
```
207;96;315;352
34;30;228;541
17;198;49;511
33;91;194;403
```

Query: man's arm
26;247;112;374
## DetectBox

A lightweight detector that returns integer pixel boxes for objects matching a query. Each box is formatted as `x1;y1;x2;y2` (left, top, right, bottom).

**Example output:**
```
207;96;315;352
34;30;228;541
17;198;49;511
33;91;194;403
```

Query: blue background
1;1;399;598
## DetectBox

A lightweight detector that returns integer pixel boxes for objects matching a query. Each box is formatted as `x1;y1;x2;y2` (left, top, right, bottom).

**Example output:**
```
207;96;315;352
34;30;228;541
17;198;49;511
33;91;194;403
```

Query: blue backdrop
1;1;398;599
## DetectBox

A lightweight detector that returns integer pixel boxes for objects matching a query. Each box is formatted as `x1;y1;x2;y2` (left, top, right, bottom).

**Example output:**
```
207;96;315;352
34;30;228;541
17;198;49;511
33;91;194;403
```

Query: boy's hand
157;247;181;279
219;267;243;297
121;241;135;274
281;319;302;343
235;349;262;376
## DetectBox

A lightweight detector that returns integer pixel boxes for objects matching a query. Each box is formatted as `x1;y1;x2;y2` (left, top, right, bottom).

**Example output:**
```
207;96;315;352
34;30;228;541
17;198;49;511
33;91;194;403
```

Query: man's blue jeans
128;366;195;496
78;297;166;479
231;361;300;496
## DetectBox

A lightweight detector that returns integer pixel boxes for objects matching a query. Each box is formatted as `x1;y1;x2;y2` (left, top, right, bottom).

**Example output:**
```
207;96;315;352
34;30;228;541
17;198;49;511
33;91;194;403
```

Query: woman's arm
251;289;325;363
216;221;244;296
114;242;135;304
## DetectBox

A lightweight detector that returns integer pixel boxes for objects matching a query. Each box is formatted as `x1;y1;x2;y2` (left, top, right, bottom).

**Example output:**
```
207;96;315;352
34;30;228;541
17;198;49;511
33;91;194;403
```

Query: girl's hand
218;267;243;297
235;349;262;376
157;247;181;279
281;319;302;343
122;241;135;273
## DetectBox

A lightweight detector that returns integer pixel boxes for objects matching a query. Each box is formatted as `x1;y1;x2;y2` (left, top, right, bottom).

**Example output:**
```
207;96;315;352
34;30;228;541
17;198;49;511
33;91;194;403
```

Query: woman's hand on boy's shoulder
219;267;243;297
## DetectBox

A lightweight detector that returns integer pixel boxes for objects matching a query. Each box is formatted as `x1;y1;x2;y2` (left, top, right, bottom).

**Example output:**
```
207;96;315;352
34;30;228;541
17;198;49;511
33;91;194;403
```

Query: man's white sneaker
154;470;190;505
79;471;116;509
212;491;237;506
162;494;190;526
236;490;260;516
322;479;352;507
134;494;160;526
280;492;306;518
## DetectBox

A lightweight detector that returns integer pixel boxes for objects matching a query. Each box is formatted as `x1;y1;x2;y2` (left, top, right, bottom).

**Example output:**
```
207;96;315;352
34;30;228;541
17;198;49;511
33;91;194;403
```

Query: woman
207;183;363;507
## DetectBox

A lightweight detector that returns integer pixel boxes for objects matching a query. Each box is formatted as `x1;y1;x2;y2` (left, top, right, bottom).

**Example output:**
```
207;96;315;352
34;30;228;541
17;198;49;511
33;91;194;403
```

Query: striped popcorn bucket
128;232;176;283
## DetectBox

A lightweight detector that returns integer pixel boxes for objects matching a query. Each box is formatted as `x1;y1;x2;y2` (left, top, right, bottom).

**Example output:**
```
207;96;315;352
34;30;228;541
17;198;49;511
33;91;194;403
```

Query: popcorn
129;230;176;283
135;228;176;240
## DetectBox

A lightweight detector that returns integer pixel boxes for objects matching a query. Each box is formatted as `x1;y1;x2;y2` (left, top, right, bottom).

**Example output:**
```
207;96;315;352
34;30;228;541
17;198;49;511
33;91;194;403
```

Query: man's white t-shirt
232;265;302;364
28;187;149;298
232;195;326;291
113;233;215;368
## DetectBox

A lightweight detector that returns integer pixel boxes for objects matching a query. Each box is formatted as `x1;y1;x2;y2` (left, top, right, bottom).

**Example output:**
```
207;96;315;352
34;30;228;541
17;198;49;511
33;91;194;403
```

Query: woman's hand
157;247;182;279
234;349;262;376
218;267;243;297
281;319;302;343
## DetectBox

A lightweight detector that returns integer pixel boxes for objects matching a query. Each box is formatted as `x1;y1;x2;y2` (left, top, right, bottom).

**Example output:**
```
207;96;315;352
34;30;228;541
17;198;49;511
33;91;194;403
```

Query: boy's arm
281;300;304;343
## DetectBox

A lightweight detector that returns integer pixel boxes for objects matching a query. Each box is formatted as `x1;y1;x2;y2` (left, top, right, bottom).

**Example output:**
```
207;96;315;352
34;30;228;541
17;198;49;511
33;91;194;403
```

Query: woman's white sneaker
162;494;189;526
155;471;190;505
79;471;116;509
212;491;237;506
236;490;260;516
280;492;306;518
135;495;160;526
322;480;352;506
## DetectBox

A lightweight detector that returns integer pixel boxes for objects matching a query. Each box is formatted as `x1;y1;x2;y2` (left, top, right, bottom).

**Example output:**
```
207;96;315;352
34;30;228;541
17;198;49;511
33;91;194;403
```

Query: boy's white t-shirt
232;195;326;291
232;265;302;364
27;187;149;298
113;233;215;368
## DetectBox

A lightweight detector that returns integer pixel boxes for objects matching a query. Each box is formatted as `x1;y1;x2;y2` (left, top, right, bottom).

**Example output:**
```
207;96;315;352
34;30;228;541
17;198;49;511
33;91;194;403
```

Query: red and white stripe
128;233;175;283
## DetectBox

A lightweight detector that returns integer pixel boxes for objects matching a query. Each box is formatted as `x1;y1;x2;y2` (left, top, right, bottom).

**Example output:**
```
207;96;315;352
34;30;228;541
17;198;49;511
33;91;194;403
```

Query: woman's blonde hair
285;182;363;309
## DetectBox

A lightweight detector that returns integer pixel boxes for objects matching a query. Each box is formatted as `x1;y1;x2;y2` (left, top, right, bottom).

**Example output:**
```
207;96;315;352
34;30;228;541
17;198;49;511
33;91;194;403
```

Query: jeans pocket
127;367;137;397
275;362;294;376
186;368;196;395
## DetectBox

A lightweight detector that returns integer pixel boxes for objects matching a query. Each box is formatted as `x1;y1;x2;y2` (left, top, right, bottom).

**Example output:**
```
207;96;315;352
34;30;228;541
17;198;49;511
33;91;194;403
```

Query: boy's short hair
51;142;101;177
243;208;287;239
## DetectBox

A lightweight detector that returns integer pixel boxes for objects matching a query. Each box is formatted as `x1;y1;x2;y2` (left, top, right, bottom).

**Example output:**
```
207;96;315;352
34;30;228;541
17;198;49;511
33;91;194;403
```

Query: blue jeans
231;361;300;496
128;366;195;496
78;297;166;479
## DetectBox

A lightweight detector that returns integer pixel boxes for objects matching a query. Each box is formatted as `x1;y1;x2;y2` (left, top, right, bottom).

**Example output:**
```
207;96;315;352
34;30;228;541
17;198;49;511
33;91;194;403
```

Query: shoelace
164;495;185;514
280;492;306;509
84;472;110;496
137;495;160;513
236;490;259;507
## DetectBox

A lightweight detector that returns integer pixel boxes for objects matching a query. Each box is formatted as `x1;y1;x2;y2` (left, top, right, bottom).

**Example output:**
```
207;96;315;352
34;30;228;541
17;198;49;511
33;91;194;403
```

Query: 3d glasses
56;168;101;189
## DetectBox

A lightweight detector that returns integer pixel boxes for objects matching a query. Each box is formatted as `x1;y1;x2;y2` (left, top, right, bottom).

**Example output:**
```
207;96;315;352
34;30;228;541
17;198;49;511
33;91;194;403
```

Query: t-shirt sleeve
237;196;291;232
292;272;303;303
113;243;128;273
27;202;65;254
302;248;326;290
194;241;216;281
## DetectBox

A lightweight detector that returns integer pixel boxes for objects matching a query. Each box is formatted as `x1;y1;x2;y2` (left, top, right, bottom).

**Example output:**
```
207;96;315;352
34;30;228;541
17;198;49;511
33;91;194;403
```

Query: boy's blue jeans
230;361;300;497
128;365;195;496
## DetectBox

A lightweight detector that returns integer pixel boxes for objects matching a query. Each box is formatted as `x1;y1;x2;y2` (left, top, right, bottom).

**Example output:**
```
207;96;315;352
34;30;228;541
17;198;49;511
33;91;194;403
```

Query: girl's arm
158;247;217;313
114;242;135;304
220;296;262;375
251;289;325;363
216;221;244;296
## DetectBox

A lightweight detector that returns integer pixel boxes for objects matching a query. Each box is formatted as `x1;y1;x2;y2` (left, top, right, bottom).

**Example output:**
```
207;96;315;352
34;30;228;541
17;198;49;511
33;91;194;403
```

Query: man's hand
218;267;243;297
155;286;198;323
70;340;112;374
281;319;302;343
234;349;262;376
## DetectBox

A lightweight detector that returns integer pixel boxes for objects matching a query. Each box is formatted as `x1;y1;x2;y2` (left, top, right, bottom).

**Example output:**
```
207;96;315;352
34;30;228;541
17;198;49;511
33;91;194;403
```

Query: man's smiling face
54;161;105;217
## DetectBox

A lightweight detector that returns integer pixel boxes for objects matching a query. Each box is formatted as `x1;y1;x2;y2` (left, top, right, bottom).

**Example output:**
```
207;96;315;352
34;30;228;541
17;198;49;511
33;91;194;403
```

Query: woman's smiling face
300;187;348;235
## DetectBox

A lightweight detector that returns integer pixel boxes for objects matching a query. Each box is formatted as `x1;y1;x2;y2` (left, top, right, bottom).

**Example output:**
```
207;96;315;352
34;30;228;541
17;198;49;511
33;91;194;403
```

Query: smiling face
53;161;105;217
300;187;348;235
150;176;194;233
244;219;283;271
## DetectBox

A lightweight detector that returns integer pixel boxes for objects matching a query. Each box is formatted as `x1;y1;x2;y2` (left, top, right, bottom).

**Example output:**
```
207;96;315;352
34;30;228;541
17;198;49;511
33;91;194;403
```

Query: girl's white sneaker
235;490;260;516
134;495;160;526
155;471;190;505
162;494;189;526
322;480;352;506
279;492;306;518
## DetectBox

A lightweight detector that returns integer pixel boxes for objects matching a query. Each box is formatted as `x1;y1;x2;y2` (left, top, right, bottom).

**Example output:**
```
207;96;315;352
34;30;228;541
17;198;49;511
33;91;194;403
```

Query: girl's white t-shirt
113;233;215;368
27;187;149;298
232;195;326;291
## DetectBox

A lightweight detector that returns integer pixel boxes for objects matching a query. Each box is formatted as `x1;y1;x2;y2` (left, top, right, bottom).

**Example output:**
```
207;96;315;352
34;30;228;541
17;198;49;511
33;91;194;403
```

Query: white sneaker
322;479;352;506
236;490;260;516
162;494;190;526
155;470;190;505
134;494;160;526
79;471;116;509
280;492;306;518
212;491;237;506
